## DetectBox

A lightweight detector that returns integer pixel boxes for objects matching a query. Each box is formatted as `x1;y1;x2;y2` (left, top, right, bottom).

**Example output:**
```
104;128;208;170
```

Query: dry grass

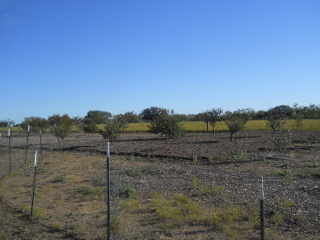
1;135;320;239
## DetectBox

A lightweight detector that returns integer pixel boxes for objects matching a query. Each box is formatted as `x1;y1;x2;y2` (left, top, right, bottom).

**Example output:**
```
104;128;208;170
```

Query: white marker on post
28;125;30;132
260;177;264;200
34;151;38;167
107;142;110;158
8;129;10;137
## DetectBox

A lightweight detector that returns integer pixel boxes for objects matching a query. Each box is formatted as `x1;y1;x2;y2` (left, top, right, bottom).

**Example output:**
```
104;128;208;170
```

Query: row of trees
1;103;318;143
1;103;320;129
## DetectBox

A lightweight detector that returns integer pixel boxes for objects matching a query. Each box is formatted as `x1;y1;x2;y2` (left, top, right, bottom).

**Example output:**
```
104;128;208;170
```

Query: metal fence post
260;177;265;240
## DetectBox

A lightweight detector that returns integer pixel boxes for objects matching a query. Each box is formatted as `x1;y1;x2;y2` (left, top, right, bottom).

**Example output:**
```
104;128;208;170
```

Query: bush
21;116;49;131
119;185;136;198
271;123;292;151
48;114;73;140
99;114;129;141
223;109;251;141
149;110;184;139
100;118;121;141
83;118;98;133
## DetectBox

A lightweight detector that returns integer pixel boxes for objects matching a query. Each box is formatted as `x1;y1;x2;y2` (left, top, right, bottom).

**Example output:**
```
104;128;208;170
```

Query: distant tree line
1;103;319;142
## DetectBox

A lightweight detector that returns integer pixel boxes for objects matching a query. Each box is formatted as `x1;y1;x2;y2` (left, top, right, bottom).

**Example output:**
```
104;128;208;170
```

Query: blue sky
1;0;319;124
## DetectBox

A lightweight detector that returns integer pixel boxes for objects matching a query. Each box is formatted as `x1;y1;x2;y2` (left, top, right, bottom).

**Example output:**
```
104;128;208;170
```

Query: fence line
0;131;319;239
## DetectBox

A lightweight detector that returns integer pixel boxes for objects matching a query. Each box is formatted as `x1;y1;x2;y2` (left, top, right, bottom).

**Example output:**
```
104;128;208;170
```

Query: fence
0;130;319;239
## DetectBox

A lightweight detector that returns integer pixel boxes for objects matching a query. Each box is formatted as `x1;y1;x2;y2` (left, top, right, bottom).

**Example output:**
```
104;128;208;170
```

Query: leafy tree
122;111;142;123
266;107;292;151
224;109;252;141
172;114;189;122
48;114;73;140
149;110;184;139
114;114;130;135
205;108;224;134
272;105;293;118
188;113;206;122
21;116;49;131
141;107;167;121
292;103;304;130
266;107;286;131
304;104;320;119
99;113;132;141
253;110;267;120
83;118;98;134
100;117;121;141
0;119;15;127
85;110;111;124
271;123;292;151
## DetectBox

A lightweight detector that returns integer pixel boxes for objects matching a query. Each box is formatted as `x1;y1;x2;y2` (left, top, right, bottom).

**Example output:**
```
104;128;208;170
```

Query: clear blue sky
1;0;319;124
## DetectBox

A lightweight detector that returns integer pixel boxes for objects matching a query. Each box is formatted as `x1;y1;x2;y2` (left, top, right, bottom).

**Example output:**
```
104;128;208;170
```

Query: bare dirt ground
0;130;320;239
7;130;320;160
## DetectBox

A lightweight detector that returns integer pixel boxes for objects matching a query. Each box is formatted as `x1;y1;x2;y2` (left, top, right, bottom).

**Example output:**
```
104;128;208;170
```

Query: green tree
48;114;73;140
205;108;224;134
149;110;184;139
100;117;121;141
141;107;167;121
266;107;292;151
292;103;304;130
266;107;286;131
21;116;49;131
83;118;98;133
0;119;15;127
85;110;111;124
122;111;142;123
224;109;251;141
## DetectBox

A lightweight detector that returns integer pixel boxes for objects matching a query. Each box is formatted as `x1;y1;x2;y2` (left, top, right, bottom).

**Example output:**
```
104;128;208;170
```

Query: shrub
152;193;200;228
119;185;136;198
83;118;98;133
271;123;292;151
48;114;73;140
51;175;65;183
149;109;184;139
91;175;106;186
100;118;121;141
223;109;252;141
205;108;224;134
100;114;130;141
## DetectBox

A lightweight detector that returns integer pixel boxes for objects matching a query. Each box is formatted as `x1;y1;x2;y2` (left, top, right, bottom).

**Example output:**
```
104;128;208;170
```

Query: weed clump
119;185;136;198
152;193;200;228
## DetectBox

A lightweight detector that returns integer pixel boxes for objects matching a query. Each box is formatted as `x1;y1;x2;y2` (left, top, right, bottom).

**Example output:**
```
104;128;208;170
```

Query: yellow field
1;119;319;134
125;119;320;132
